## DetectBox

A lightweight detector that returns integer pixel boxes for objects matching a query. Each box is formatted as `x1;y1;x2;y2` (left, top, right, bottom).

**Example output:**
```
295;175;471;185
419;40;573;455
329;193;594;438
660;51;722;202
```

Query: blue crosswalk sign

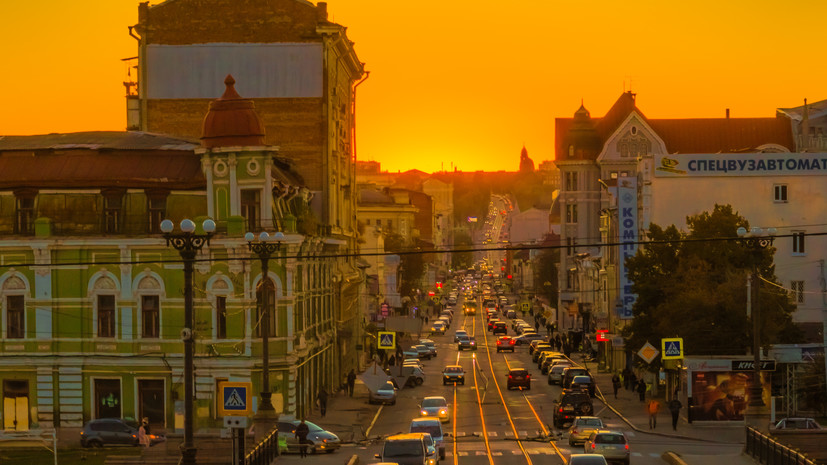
661;338;684;360
218;382;252;416
378;331;396;350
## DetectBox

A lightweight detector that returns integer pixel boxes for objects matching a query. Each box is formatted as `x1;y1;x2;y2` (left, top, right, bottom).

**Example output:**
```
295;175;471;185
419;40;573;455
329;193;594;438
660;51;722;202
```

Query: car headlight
421;410;428;416
439;409;447;415
428;459;436;465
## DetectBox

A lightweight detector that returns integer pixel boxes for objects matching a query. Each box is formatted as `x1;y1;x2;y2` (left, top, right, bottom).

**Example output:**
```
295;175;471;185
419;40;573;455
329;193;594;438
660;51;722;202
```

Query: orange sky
1;0;825;172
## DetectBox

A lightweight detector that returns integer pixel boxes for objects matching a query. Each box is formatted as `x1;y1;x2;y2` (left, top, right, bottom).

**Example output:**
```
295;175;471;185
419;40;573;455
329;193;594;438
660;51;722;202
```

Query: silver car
583;431;629;465
369;380;398;405
277;419;341;454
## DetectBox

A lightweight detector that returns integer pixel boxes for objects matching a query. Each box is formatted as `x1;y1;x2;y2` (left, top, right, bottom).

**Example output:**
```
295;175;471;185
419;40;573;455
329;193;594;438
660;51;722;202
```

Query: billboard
654;153;827;177
617;177;638;319
689;370;770;421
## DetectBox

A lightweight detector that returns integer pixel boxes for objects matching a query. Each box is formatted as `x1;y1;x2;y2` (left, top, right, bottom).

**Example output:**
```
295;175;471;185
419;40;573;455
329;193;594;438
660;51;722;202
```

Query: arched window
255;278;277;338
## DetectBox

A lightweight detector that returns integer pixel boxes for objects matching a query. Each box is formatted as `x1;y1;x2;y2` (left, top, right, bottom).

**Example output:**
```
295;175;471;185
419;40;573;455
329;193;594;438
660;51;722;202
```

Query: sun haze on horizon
0;0;824;173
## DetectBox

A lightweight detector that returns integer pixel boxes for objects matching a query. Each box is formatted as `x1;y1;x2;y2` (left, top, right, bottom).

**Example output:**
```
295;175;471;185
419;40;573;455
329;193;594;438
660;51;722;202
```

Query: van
410;418;446;459
376;433;434;465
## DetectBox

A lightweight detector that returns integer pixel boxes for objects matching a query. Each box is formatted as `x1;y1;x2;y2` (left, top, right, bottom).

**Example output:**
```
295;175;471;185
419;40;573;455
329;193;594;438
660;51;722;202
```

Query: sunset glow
1;0;825;172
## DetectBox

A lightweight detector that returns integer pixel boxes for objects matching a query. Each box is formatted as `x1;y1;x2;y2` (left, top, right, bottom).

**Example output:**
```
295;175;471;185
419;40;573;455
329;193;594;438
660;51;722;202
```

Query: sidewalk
302;379;380;446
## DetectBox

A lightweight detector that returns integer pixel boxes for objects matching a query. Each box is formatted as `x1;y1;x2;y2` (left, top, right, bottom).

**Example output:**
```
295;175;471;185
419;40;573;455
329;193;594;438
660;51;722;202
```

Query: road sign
218;382;252;416
661;338;684;360
377;331;396;350
520;302;529;311
637;341;660;364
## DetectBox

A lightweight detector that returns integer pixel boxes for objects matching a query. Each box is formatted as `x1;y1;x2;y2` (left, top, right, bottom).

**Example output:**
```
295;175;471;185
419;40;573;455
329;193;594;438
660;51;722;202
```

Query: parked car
514;333;545;345
369;380;398;405
547;363;573;385
562;367;592;390
529;340;551;356
506;368;531;390
568;417;605;446
419;396;449;423
409;418;446;459
277;418;341;454
442;365;465;385
568;454;608;465
375;433;433;465
453;329;468;343
419;339;437;357
506;309;517;319
414;345;433;360
457;335;477;351
541;354;569;374
492;322;507;335
80;418;165;448
570;375;596;397
583;430;629;465
496;336;516;352
553;390;593;428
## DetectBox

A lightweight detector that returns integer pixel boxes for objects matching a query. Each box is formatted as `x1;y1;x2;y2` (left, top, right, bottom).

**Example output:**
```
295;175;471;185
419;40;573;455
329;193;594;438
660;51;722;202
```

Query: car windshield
579;419;603;427
422;398;447;408
384;440;424;456
445;366;462;373
295;421;324;432
569;456;608;465
595;434;626;444
458;335;469;341
380;381;395;390
411;424;441;438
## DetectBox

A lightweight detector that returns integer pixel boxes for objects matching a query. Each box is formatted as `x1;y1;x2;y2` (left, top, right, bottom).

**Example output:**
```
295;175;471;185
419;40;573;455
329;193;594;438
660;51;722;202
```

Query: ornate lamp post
160;218;215;465
244;231;286;414
736;226;776;408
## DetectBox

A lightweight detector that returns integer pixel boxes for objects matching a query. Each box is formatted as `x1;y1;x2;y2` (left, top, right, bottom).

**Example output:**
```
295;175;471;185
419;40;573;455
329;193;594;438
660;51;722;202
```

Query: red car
496;336;516;352
507;368;531;390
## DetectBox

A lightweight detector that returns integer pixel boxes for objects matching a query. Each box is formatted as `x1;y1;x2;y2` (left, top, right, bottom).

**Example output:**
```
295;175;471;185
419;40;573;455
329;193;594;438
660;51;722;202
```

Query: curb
662;451;688;465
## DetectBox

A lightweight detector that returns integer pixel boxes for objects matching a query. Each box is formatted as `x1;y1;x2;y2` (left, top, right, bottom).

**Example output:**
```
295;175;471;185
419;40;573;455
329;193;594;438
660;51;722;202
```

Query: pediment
597;113;667;163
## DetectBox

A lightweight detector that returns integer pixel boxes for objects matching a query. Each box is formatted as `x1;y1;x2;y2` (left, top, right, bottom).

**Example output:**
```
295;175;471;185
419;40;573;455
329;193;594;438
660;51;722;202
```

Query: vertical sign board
218;381;252;417
617;177;638;319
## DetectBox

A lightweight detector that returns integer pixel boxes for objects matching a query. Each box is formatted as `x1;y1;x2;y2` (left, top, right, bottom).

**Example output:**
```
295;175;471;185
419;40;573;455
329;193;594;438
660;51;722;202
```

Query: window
147;195;166;234
241;189;261;232
565;172;578;191
774;184;788;203
792;231;805;255
566;204;578;224
791;281;804;304
255;279;277;338
366;219;371;225
566;237;576;255
216;296;227;339
15;196;35;236
141;295;159;338
97;295;116;338
610;171;618;179
6;295;24;338
103;191;123;234
386;219;392;229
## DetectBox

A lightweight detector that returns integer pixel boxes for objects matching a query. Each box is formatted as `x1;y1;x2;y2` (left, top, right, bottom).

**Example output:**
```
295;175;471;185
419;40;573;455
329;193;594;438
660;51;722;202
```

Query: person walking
647;399;661;429
636;379;647;402
295;419;310;458
611;373;622;399
668;397;683;431
137;418;150;447
622;367;633;390
347;369;356;397
628;371;638;392
317;388;328;417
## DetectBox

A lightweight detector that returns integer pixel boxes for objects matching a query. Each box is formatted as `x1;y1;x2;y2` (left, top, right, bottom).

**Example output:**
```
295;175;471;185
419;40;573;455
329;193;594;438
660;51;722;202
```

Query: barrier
244;427;280;465
745;426;817;465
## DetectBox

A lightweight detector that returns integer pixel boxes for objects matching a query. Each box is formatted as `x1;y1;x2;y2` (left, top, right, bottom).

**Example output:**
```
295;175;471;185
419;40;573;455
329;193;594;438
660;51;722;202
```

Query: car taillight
572;429;578;434
559;407;563;413
132;434;137;438
526;374;530;379
591;443;596;449
625;444;629;450
508;375;512;379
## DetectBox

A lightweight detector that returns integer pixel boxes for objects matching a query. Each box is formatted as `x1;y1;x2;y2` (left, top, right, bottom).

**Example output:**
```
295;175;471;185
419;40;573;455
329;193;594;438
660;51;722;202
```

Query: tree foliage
624;204;800;370
535;249;559;305
384;232;424;298
452;231;474;270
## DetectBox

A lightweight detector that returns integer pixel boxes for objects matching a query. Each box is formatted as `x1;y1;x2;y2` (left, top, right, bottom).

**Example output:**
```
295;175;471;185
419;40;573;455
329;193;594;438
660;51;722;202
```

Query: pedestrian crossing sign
377;331;396;350
218;381;252;416
661;338;684;360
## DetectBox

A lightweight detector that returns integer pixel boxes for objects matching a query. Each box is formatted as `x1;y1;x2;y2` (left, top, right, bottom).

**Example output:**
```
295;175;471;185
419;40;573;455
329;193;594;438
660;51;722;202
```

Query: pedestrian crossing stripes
448;449;559;457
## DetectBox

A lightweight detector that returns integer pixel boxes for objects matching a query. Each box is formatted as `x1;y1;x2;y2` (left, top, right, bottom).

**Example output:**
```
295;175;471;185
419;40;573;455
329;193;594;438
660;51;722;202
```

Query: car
571;375;596;397
457;335;477;351
568;454;609;465
553;390;593;428
430;321;446;334
511;319;526;330
437;316;450;329
529;340;551;355
506;368;531;390
568;417;605;446
533;347;556;363
583;431;629;464
453;329;468;342
80;418;165;448
409;418;446;459
277;418;341;454
562;367;592;390
442;365;465;385
419;396;450;423
414;344;433;360
541;354;568;374
506;309;517;319
773;418;823;430
492;322;507;335
463;303;477;315
419;339;437;357
375;433;434;465
548;363;573;385
487;318;501;331
369;380;398;405
496;336;516;352
440;311;453;323
514;333;545;345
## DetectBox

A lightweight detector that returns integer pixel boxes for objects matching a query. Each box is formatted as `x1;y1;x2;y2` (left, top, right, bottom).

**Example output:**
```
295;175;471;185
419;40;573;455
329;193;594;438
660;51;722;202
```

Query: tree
452;231;474;270
624;204;800;370
535;249;559;306
384;233;424;299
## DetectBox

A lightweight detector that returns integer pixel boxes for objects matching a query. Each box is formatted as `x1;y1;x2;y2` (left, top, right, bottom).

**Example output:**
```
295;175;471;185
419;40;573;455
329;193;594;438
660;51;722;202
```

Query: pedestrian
388;354;396;366
668;397;683;431
137;418;150;447
534;320;540;331
347;369;356;397
295;419;310;458
622;367;633;390
636;379;647;402
647;399;661;429
546;323;552;336
611;373;622;399
424;316;429;325
317;388;328;417
628;371;638;392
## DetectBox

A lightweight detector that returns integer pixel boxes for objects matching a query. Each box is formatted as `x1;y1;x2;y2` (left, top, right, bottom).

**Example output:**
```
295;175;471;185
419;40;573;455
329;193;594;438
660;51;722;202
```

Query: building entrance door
138;379;165;427
3;380;29;430
94;379;121;419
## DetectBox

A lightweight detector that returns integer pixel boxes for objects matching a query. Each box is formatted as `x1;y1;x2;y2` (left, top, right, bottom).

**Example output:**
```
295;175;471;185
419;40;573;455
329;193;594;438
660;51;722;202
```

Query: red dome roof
201;75;265;148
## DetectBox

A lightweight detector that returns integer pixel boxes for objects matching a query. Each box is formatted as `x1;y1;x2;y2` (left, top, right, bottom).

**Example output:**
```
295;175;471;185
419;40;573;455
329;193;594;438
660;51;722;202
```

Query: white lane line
650;453;662;458
492;451;503;456
475;450;488;456
504;431;514;437
458;451;469;456
519;430;528;437
632;453;643;457
487;431;498;437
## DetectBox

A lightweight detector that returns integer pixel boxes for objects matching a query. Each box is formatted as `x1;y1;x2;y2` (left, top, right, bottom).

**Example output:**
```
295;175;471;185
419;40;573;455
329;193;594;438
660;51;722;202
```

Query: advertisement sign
654;153;827;177
689;370;770;421
616;177;638;319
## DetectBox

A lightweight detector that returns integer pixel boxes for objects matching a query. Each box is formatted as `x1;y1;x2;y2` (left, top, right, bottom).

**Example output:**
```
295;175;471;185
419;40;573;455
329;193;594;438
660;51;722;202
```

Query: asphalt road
278;297;745;465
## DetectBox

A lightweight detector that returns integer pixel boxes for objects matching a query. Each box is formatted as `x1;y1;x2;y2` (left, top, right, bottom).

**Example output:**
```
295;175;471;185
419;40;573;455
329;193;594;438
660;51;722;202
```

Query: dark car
553;390;594;428
277;419;341;453
80;418;165;448
492;322;507;335
506;368;531;390
562;367;592;390
496;336;516;352
514;333;545;345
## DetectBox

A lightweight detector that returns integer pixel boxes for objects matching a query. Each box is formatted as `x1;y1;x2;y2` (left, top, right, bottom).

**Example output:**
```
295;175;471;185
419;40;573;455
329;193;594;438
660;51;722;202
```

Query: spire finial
220;74;242;100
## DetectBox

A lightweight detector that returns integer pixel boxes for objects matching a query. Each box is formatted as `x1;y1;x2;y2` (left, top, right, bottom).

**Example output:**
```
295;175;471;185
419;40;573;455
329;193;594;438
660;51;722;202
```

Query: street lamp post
244;231;286;413
160;218;216;465
736;226;776;408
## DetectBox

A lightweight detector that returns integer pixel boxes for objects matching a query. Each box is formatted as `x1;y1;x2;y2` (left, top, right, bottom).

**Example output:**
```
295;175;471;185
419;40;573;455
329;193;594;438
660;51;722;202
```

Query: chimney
726;108;730;119
317;2;328;22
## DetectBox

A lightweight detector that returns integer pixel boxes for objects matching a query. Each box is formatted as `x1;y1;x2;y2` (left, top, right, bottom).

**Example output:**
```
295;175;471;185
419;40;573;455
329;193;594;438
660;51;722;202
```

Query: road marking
455;431;466;437
632;453;642;457
488;431;498;437
492;451;503;456
364;404;383;438
505;431;514;437
458;451;469;456
650;453;662;458
476;450;488;456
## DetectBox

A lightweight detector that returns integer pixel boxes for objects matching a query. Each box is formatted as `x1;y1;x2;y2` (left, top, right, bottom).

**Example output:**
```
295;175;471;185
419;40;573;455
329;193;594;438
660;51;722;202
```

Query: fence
745;426;817;465
244;427;281;465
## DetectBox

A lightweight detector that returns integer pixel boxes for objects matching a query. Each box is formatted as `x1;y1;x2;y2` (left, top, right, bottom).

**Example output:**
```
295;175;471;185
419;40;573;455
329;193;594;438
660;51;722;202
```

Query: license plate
563;406;574;412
